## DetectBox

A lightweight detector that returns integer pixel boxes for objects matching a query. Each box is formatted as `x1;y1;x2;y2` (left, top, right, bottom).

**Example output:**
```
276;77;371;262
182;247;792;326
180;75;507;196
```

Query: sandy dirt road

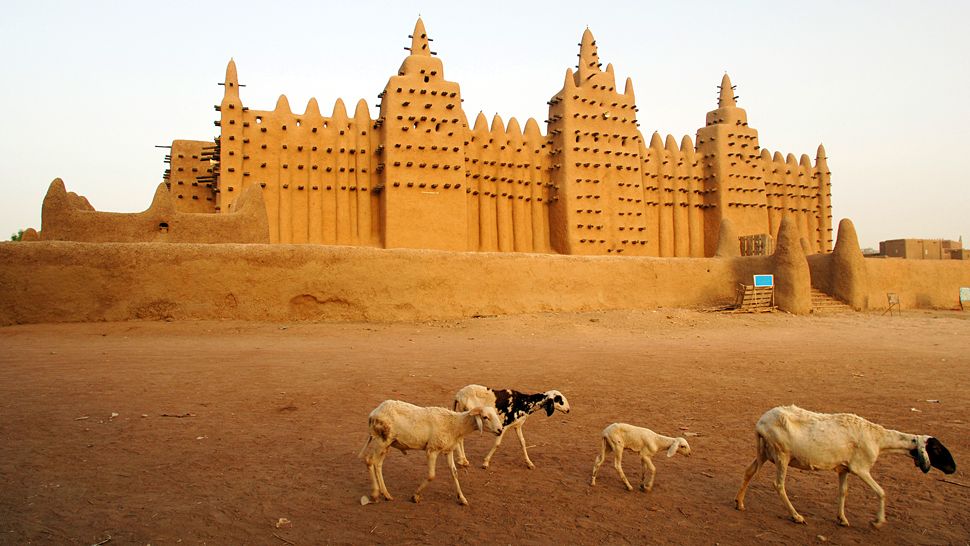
0;309;968;545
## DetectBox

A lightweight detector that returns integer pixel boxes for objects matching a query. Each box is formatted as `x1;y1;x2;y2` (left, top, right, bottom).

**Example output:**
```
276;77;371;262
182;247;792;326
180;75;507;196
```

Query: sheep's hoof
411;494;421;503
837;517;850;527
735;500;745;512
481;462;490;470
791;514;806;524
457;460;470;467
870;519;885;529
625;484;634;492
457;497;468;506
640;484;653;493
526;462;535;470
590;478;597;486
382;493;394;501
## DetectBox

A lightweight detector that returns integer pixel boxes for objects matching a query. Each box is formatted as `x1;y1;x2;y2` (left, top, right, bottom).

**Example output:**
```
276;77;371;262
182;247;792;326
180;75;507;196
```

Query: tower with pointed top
375;18;468;251
217;59;244;214
695;74;769;256
815;144;833;251
547;29;646;255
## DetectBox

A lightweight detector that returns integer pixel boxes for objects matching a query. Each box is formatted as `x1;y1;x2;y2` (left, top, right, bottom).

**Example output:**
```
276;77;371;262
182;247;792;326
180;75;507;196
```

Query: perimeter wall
0;242;766;325
1;240;967;326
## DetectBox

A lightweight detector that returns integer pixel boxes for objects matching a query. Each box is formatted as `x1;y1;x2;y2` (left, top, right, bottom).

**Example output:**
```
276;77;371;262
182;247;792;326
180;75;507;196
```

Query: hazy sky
1;0;967;249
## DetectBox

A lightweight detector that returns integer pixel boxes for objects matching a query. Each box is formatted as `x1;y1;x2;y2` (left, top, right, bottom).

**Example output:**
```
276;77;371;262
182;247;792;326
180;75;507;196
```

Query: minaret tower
815;144;833;251
217;59;245;213
547;29;645;255
695;74;769;255
376;18;467;250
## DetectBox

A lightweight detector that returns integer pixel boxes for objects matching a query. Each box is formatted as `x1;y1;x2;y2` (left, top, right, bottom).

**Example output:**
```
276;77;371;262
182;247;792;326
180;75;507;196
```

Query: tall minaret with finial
815;144;833;251
217;59;245;213
547;28;645;255
375;18;467;251
695;74;769;256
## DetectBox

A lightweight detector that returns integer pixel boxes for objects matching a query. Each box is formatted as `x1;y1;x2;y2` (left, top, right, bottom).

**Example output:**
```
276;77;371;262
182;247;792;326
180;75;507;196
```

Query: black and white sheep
359;399;503;506
734;405;956;527
452;384;571;469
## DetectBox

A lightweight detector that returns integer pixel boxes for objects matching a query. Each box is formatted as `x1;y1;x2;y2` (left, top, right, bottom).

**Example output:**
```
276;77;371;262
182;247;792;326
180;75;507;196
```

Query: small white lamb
359;400;503;506
735;405;956;527
590;422;692;492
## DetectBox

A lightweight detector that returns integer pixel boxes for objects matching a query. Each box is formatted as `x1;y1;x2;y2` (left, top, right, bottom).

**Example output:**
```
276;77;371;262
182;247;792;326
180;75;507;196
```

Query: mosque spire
577;28;601;83
816;144;829;170
718;73;736;108
409;17;431;56
222;58;239;102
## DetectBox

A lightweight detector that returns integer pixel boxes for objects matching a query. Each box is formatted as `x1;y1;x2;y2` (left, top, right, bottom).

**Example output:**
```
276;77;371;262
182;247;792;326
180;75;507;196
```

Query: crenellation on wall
523;118;553;253
681;135;705;257
212;67;383;247
758;145;831;254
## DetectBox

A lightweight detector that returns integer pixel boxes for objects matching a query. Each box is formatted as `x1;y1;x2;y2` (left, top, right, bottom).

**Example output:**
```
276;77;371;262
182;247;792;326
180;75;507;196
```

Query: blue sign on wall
753;274;774;288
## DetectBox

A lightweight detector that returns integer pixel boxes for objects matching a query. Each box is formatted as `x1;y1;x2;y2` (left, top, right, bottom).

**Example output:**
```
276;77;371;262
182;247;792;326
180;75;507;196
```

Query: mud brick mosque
165;18;832;257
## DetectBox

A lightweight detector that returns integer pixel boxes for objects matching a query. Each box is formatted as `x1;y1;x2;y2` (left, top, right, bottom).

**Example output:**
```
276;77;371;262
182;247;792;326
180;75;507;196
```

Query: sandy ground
0;309;968;545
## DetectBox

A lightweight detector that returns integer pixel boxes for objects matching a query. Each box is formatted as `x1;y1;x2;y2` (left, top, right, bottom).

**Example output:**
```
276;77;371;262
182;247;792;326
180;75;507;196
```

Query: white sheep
735;405;956;527
452;384;571;469
358;399;503;506
590;423;692;491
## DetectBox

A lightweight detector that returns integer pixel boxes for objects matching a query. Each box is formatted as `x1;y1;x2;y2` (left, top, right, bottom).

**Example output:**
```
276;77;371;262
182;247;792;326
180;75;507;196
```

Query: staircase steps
811;289;854;313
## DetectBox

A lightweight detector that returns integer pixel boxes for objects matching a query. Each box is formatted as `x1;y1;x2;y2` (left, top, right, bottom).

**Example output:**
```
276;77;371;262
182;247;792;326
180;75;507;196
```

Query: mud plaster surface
0;309;968;545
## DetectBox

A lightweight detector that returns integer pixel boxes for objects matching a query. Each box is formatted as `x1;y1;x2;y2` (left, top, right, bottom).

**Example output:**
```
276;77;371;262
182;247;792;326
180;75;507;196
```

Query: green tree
10;229;24;241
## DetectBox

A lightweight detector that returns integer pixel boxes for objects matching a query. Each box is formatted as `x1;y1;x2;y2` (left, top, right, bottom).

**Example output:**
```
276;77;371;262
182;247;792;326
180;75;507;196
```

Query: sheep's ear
927;437;957;474
475;415;483;434
544;399;555;417
667;441;680;458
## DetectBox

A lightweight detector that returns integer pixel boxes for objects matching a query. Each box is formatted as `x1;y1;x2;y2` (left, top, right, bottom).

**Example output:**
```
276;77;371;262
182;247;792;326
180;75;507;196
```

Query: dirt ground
0;309;968;545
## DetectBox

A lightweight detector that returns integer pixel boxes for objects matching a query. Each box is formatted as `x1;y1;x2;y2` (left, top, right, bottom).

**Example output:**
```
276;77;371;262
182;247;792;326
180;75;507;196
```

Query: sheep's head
666;438;692;458
470;406;503;436
910;436;956;474
543;390;570;416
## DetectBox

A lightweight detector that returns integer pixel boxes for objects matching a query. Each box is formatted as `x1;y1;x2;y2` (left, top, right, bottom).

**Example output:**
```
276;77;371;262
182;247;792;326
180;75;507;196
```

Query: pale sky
2;0;967;249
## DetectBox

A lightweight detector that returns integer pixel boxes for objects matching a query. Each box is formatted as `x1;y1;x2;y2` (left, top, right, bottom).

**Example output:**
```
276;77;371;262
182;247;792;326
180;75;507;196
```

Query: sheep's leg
514;424;536;469
375;451;393;501
774;456;805;524
735;439;767;511
836;469;850;526
446;450;469;506
852;468;886;528
366;460;381;502
613;448;634;491
455;438;470;467
590;437;608;485
412;451;438;503
482;427;508;469
640;455;656;492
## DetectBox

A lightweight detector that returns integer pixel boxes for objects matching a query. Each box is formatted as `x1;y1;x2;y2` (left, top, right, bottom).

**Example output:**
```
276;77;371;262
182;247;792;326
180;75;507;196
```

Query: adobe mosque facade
165;18;832;257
